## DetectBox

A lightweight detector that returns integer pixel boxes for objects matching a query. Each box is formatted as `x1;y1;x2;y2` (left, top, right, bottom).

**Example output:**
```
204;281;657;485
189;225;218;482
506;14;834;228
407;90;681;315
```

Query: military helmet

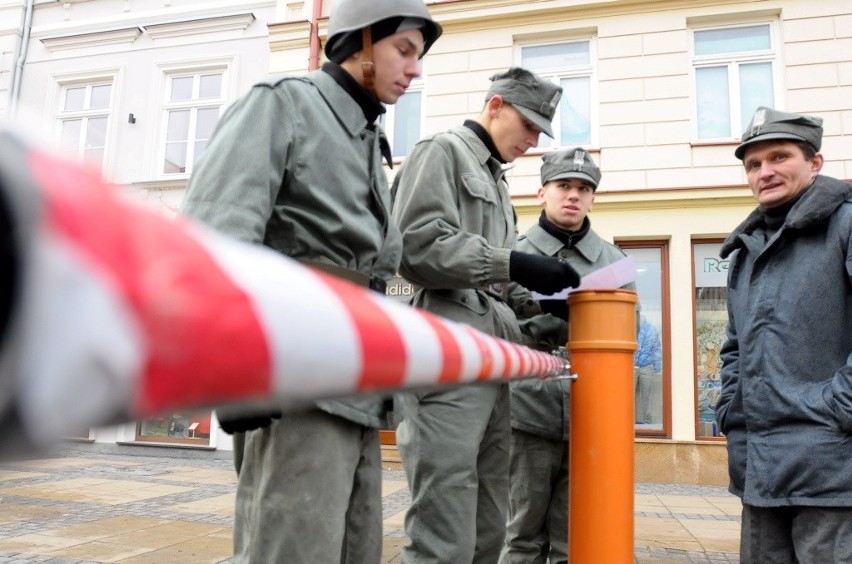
325;0;442;58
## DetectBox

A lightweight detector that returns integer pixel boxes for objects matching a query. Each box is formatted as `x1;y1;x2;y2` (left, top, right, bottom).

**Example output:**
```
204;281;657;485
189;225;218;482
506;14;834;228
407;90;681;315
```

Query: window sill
116;440;216;451
689;139;739;149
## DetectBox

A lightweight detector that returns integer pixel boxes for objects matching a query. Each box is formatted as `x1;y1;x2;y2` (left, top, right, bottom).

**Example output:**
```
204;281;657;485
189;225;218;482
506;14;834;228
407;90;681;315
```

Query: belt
301;260;387;294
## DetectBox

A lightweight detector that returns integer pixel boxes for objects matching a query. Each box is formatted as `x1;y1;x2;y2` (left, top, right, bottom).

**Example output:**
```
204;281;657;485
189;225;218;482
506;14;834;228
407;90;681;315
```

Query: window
618;243;669;436
519;40;596;149
381;78;423;159
693;241;728;438
692;22;778;140
137;411;213;445
57;81;113;170
161;70;225;175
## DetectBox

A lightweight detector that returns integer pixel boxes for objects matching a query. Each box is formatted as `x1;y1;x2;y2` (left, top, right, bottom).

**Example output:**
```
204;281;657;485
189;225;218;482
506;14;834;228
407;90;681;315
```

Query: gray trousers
397;383;510;564
499;430;568;564
233;409;382;564
740;503;852;563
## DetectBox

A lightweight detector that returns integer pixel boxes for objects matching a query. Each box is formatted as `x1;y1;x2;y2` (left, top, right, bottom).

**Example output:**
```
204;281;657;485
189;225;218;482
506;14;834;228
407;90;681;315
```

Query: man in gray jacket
392;68;580;564
716;107;852;562
500;148;635;564
180;0;442;562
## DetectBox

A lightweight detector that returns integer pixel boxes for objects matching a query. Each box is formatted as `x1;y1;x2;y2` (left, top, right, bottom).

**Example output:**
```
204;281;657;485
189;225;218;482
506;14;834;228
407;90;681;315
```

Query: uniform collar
463;120;505;163
538;212;590;248
524;219;606;263
314;64;393;167
321;62;385;124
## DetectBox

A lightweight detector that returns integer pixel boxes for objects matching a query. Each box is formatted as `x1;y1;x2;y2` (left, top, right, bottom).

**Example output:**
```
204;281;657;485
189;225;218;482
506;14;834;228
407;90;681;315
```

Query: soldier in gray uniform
499;148;635;564
391;68;580;564
180;1;442;562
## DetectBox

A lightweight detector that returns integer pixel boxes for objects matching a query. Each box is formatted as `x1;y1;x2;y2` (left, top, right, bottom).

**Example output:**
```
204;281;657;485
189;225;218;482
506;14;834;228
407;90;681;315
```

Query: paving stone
0;450;741;562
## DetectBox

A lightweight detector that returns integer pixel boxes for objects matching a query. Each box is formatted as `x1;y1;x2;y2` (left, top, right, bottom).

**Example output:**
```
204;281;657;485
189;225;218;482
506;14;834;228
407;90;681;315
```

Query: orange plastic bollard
567;289;638;563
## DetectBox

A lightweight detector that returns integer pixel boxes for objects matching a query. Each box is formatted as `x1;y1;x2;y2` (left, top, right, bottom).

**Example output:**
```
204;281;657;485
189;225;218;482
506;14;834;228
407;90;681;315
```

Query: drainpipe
307;0;323;70
9;0;36;118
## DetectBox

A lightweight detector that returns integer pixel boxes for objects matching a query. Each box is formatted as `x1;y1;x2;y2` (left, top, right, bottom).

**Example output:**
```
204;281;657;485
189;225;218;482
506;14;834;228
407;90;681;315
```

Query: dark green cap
540;147;601;189
486;67;562;138
735;106;823;160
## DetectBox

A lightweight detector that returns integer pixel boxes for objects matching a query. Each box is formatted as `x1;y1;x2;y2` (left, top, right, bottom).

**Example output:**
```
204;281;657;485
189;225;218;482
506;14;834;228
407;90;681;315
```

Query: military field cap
486;67;562;138
540;147;601;189
735;106;824;160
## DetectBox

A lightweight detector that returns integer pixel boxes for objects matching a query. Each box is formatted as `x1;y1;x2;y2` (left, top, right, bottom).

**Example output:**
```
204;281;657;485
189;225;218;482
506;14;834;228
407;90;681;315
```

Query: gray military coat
716;175;852;507
182;69;401;428
510;223;634;440
391;125;524;340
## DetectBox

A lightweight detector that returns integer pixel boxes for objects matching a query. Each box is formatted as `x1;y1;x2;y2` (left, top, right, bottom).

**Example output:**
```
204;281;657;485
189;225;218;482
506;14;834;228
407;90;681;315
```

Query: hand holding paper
531;255;637;300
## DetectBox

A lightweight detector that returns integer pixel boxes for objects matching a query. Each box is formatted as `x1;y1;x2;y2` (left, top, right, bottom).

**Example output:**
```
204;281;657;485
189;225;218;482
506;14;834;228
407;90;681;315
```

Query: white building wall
0;0;26;118
6;0;295;453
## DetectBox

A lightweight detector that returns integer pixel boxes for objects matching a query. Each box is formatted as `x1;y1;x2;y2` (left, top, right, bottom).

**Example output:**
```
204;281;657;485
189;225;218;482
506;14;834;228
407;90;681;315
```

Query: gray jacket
716;175;852;507
182;69;401;428
510;222;634;440
392;125;525;341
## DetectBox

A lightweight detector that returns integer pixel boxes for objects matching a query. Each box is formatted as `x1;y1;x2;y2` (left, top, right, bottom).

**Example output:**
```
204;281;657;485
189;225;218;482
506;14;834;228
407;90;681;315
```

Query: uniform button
558;250;569;258
461;296;468;303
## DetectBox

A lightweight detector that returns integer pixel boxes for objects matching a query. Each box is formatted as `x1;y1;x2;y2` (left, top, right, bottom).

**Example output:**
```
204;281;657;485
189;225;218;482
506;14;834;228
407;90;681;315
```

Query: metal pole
568;289;638;562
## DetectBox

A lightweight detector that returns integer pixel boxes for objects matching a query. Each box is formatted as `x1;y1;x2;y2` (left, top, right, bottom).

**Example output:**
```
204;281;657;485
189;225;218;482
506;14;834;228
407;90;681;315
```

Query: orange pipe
567;289;638;563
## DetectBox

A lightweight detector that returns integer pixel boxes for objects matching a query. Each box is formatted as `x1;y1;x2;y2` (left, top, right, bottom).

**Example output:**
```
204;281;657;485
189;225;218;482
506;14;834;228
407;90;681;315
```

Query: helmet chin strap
360;26;376;97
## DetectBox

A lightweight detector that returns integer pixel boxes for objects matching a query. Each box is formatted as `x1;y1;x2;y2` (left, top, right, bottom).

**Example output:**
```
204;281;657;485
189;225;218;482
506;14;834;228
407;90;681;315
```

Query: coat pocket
460;173;498;205
423;289;494;334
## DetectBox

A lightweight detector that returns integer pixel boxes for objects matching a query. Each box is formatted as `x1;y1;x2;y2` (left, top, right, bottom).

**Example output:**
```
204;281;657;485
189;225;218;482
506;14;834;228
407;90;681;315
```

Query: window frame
515;36;599;151
51;70;120;175
155;60;232;180
616;240;671;439
689;20;782;143
691;238;729;441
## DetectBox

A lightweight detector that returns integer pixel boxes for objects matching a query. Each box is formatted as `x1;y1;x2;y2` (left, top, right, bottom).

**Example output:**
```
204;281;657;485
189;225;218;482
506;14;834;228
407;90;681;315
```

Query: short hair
795;140;817;160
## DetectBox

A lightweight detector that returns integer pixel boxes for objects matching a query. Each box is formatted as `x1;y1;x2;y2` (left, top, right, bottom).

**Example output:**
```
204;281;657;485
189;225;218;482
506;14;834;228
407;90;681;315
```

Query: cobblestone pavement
0;449;740;563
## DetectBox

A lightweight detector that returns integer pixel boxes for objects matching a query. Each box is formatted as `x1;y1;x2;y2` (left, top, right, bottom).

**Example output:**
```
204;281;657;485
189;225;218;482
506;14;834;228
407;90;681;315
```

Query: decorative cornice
268;19;311;51
31;0;273;39
425;0;766;32
40;26;142;51
143;13;255;40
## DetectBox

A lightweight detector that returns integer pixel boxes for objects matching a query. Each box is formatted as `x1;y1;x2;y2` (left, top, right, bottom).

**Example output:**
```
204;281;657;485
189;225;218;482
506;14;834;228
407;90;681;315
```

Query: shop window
618;243;669;436
137;411;212;445
693;241;728;438
519;39;597;149
692;22;778;140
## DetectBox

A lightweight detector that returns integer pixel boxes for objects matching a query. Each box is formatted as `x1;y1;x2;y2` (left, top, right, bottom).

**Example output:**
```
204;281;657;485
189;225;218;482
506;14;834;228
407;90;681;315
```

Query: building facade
0;0;284;454
2;0;851;483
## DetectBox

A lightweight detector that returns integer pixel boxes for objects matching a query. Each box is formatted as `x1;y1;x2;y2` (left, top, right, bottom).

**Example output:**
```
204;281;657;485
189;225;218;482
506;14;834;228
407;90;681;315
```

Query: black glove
216;410;281;435
509;251;581;295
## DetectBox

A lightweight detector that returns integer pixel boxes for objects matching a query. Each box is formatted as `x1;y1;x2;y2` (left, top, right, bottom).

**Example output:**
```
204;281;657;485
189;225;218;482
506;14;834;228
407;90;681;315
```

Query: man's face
488;101;542;162
370;29;425;104
742;140;824;208
538;178;595;231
